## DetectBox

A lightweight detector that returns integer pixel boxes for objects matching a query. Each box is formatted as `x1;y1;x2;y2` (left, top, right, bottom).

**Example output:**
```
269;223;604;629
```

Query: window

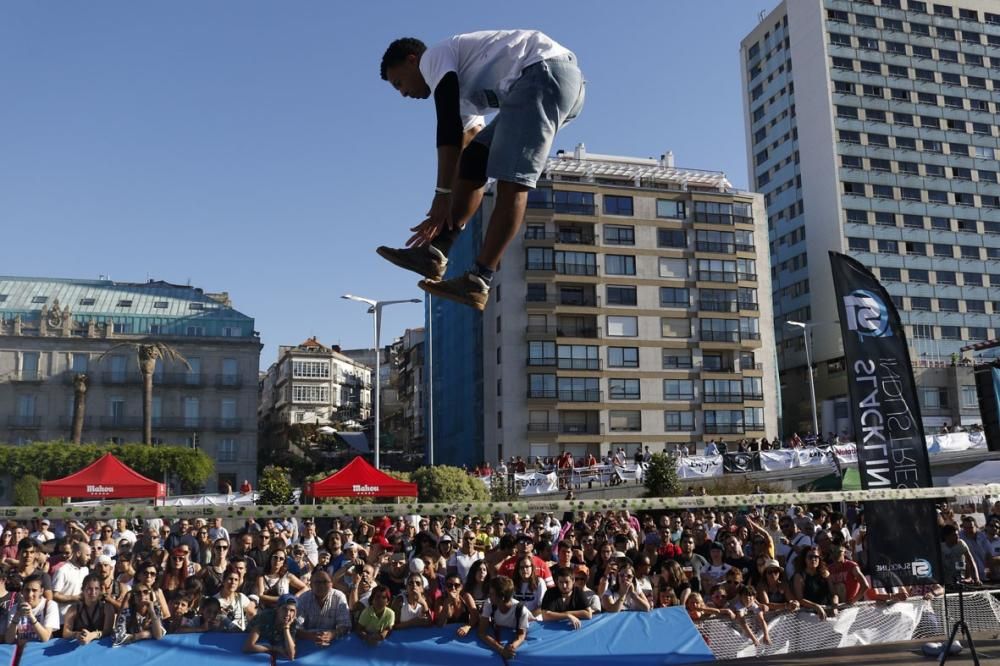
969;327;989;340
551;190;595;214
661;317;690;338
558;345;599;370
938;298;959;312
846;209;867;224
605;255;636;275
960;246;980;259
704;410;744;434
657;228;686;248
604;225;635;246
874;184;895;199
874;212;895;226
603;195;634;216
848;237;870;252
963;273;982;286
185;325;204;336
664;411;695;432
114;322;134;334
896;136;916;150
292;385;329;403
659;257;688;279
966;300;986;314
842;155;863;169
743;377;764;400
929;217;949;230
607;315;637;337
189;302;205;311
662;349;692;369
830;32;852;46
905;241;926;254
663;380;694;400
609;410;641;432
292;361;330;378
609;379;640;400
557;377;599;402
908;269;929;283
925;164;945;178
608;346;639;368
31;296;47;304
526;283;547;302
911;296;931;310
837;105;858;119
606;285;637;306
961;386;979;409
840;131;862;144
700;318;739;343
554;250;595;275
936;270;956;285
921;387;948;409
868;133;890;147
880;267;901;281
704;379;742;403
877;239;899;254
912;324;934;339
659;287;689;308
528;341;555;366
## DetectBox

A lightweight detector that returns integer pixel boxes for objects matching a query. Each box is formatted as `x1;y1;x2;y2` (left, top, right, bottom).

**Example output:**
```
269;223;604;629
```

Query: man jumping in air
377;30;585;311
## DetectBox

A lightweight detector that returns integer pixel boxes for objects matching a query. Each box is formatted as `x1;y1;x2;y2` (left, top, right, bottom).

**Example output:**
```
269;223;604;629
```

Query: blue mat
17;608;712;665
0;644;12;666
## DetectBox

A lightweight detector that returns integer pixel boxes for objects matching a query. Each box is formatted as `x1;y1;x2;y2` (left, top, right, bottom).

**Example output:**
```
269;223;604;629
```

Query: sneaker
376;245;447;281
418;272;490;311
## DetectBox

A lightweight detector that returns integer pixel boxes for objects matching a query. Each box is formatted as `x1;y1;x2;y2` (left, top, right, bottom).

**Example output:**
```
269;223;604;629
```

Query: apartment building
427;145;779;465
741;0;1000;434
0;276;260;491
258;337;372;427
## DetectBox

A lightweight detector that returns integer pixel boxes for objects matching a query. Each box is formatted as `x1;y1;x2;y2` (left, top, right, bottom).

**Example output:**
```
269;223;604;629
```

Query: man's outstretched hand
407;193;452;247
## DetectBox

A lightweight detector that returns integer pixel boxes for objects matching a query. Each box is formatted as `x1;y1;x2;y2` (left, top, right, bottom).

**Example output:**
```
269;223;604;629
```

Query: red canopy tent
39;453;166;501
305;456;418;498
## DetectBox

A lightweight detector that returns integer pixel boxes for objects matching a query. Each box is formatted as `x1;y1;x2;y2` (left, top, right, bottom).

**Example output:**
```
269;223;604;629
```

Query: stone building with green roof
0;275;261;492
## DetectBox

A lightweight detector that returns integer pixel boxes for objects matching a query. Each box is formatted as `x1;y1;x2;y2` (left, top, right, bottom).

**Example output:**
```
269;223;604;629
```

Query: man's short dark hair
490;575;515;602
941;524;959;540
552;566;573;581
380;38;426;80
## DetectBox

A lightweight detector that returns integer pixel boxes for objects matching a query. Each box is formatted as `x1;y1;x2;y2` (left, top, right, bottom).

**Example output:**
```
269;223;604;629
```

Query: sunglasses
215;545;229;551
446;582;462;589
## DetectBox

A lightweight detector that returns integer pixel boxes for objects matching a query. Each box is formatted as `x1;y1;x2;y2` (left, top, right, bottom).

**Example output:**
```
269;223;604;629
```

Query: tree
70;373;89;444
258;465;294;505
644;452;681;498
409;465;490;503
13;475;41;506
98;341;190;445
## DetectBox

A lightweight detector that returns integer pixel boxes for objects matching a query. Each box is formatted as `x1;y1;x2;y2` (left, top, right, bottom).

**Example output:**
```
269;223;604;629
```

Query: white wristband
434;186;452;195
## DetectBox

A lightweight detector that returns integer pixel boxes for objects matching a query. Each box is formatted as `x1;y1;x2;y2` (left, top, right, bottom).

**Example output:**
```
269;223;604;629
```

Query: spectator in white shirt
208;518;230;544
295;571;351;646
112;519;137;546
28;520;55;544
51;542;91;624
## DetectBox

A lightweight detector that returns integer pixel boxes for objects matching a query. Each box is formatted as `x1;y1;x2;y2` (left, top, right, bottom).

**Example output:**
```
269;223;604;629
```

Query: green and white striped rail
5;484;998;521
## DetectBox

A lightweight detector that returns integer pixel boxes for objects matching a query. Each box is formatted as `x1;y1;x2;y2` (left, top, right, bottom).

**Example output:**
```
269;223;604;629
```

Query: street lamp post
426;294;434;466
341;294;421;469
786;320;820;440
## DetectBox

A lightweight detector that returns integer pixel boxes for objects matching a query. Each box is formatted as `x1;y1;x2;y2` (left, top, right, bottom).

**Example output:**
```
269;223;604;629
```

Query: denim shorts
473;53;585;188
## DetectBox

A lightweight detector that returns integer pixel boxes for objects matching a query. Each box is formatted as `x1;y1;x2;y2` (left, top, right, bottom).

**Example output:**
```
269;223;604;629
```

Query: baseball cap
277;593;297;608
97;554;114;567
762;559;782;572
343;541;359;550
439;535;453;543
40;519;50;526
573;564;590;578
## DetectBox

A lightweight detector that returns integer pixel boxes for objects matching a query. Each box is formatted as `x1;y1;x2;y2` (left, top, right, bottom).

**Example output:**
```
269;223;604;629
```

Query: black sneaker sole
376;246;445;281
418;280;487;311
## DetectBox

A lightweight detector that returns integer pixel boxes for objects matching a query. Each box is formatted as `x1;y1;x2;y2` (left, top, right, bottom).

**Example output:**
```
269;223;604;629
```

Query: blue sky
1;1;768;366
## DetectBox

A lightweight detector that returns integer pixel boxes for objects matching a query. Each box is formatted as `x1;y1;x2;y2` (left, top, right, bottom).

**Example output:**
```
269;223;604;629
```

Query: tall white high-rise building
741;0;1000;435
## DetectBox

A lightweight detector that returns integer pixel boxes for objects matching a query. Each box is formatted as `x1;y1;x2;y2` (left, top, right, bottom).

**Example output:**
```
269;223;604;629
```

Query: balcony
701;331;740;343
10;371;43;383
157;373;204;387
741;332;762;341
527;357;557;367
556;263;597;276
701;365;736;374
101;372;142;386
527;423;559;433
703;392;744;404
525;325;557;339
697;271;738;284
58;416;95;429
557;358;601;370
527;201;596;216
696;241;736;254
526;389;602;402
213;418;244;432
738;272;758;282
556;325;599;339
735;243;756;253
99;416;143;429
737;301;759;311
215;374;243;389
154;417;206;430
526;261;556;272
704;423;745;435
744;392;765;401
8;415;41;429
557;293;599;307
699;300;739;313
558;422;602;435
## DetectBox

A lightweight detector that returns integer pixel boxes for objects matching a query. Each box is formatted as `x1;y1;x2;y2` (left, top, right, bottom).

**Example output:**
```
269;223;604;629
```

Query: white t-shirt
51;561;89;623
448;549;484;581
785;533;813;578
419;30;571;120
481;599;533;631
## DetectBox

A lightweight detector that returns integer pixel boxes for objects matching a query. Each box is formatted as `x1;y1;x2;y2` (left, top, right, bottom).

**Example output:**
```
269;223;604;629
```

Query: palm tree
99;341;190;445
70;373;88;444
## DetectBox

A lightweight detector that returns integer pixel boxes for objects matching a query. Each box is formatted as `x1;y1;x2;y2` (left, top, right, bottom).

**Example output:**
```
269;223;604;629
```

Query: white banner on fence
795;447;835;469
514;472;559;495
677;455;724;479
831;443;858;465
758;450;796;472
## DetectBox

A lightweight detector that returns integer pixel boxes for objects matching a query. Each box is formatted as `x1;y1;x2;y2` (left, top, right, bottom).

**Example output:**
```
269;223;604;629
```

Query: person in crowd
257;547;307;607
478;576;531;661
215;564;257;631
0;531;18;563
348;563;377;618
93;554;126;612
111;584;166;646
288;544;314;581
756;558;799;613
295;569;351;646
2;574;57;643
700;542;733;591
654;559;691;606
392;574;433;629
673;533;708;594
684;591;734;623
601;563;651;613
51;540;90;626
730;584;771;646
778;515;813;579
982;518;1000;582
538;566;591;628
792;548;837;619
12;539;52;599
243;593;297;660
463;559;492;614
357;585;394;647
62;573;114;643
435;572;477;636
133;561;171;618
941;524;980;584
826;535;869;605
497;534;553;587
200;538;231;597
159;547;194;602
449;530;484;582
959;515;989;582
165;595;201;633
655;586;680;608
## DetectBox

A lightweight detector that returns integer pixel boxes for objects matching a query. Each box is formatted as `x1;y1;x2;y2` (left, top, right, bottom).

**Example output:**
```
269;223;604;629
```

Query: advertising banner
513;472;559;495
677;455;724;479
830;251;941;586
722;452;758;473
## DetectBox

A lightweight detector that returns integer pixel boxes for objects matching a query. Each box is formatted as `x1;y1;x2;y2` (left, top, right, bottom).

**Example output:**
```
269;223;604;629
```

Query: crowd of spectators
0;499;996;657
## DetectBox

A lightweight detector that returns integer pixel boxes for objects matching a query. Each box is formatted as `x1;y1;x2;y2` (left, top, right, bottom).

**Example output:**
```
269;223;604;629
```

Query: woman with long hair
511;555;546;612
463;559;491;613
159;548;192;602
0;531;18;563
111;584;166;646
392;574;433;629
256;548;306;608
62;573;113;643
434;572;478;637
195;527;213;567
135;561;171;618
755;559;799;613
200;539;231;597
601;564;652;613
590;541;615;588
215;564;257;631
654;560;691;606
792;548;836;619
